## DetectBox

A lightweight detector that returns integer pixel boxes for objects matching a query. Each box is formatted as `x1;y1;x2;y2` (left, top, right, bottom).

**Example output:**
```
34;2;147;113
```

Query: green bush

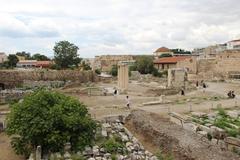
217;107;227;117
6;89;96;157
95;69;101;75
71;154;86;160
110;65;118;77
156;150;174;160
102;136;124;153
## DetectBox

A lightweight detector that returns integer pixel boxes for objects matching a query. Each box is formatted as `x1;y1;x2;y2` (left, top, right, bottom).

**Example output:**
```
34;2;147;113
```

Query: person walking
113;89;118;97
126;95;130;109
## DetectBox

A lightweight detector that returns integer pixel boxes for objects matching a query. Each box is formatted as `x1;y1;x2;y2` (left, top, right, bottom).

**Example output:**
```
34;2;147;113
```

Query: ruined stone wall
94;55;134;72
0;69;97;88
177;50;240;80
177;57;198;74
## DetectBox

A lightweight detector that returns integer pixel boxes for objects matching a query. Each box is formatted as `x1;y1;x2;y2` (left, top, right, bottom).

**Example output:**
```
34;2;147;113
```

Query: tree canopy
4;54;19;68
171;48;191;54
135;56;155;74
6;90;96;156
16;51;31;60
110;64;118;77
159;53;173;58
31;53;50;61
53;41;81;69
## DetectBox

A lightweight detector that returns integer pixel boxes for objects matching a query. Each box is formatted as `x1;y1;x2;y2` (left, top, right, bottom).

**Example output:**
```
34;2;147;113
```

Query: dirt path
0;133;24;160
138;82;240;116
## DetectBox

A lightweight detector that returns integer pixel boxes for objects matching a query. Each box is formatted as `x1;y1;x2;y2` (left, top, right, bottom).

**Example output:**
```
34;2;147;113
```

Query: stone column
167;69;173;87
36;146;41;160
117;63;129;91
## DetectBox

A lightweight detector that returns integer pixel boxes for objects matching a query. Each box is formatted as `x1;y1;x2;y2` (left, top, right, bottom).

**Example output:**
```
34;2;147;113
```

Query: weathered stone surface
225;137;240;146
191;112;207;118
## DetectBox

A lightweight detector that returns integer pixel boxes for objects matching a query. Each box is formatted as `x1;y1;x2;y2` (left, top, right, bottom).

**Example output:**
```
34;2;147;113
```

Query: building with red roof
153;56;189;71
36;61;53;68
17;60;53;68
154;47;173;57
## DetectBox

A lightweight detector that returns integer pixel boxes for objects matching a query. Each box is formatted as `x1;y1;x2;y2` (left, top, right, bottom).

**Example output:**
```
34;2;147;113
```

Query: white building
227;39;240;50
0;52;7;64
17;60;37;68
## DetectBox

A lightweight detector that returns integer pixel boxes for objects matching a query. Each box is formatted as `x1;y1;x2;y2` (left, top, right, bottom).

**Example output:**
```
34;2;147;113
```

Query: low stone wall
0;69;97;89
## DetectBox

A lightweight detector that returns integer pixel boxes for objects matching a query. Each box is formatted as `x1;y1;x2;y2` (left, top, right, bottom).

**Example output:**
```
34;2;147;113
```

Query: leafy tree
95;69;101;75
6;54;19;68
16;51;31;60
135;56;154;74
80;61;91;70
159;53;173;58
6;90;96;157
31;53;50;61
171;48;191;55
53;41;81;69
110;65;118;77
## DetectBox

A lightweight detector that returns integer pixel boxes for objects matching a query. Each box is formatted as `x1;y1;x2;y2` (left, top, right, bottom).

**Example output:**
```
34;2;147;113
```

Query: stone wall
0;69;97;89
94;55;134;72
167;68;188;88
177;57;198;74
177;50;240;80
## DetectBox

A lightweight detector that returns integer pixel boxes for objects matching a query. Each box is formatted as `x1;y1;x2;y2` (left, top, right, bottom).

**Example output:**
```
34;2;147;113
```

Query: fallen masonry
28;115;158;160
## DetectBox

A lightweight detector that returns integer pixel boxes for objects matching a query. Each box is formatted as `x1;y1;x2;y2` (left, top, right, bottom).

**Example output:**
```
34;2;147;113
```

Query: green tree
159;53;173;58
80;61;91;70
16;51;31;60
6;54;19;68
95;69;101;75
110;65;118;77
6;90;96;157
31;53;50;61
135;56;154;74
53;41;81;69
171;48;191;55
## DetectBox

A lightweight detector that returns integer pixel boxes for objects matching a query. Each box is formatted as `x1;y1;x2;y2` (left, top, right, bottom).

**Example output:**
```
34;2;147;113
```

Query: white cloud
0;0;239;57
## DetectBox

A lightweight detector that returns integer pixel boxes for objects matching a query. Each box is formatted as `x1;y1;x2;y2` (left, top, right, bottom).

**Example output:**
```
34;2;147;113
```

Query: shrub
95;69;101;75
6;89;96;157
110;65;118;77
217;107;227;117
102;136;124;153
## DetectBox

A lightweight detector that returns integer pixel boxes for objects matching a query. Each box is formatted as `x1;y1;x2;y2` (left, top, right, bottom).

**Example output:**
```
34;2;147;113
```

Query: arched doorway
0;83;5;90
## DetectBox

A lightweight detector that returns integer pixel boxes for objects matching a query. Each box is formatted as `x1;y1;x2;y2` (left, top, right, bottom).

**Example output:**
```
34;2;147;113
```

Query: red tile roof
154;47;171;53
229;39;240;42
153;56;189;64
36;61;53;67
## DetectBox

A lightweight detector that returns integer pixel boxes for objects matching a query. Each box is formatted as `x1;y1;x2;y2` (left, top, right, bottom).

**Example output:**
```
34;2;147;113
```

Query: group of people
112;88;130;109
227;90;236;99
196;80;207;88
181;80;208;96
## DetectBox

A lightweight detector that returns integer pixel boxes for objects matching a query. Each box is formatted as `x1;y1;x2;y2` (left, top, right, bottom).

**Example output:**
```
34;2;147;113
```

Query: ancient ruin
117;63;129;91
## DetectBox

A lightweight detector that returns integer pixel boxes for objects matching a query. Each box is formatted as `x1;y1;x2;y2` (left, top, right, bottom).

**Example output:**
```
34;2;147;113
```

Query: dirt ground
0;133;24;160
62;80;240;120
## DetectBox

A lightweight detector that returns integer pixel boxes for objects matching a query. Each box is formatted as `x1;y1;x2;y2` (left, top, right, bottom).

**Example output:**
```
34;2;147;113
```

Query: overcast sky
0;0;240;58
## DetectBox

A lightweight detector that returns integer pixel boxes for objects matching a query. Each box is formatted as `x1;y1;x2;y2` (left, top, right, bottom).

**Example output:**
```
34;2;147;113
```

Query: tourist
181;88;185;96
126;96;130;109
203;82;207;88
196;81;199;87
113;88;118;97
228;90;236;99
